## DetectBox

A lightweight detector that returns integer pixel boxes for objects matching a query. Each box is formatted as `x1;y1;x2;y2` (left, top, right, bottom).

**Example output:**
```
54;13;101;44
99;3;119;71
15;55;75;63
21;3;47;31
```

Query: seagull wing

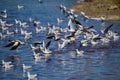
10;42;19;50
74;19;81;25
93;37;101;42
33;41;42;46
87;25;94;29
104;24;113;34
82;28;91;33
4;40;15;47
66;32;76;39
45;41;51;49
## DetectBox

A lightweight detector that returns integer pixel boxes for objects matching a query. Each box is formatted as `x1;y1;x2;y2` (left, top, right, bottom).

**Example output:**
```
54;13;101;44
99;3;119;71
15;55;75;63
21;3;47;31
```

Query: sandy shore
71;0;120;21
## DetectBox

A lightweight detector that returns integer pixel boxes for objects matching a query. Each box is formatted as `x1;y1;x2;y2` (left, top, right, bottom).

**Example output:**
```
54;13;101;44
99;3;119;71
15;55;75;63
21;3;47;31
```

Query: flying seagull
4;40;24;50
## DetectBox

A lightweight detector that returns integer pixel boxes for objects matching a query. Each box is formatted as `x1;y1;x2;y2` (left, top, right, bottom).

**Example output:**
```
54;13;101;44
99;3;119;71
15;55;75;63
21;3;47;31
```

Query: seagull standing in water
17;5;24;10
2;60;14;69
57;18;64;25
27;72;37;80
22;64;32;72
76;49;84;57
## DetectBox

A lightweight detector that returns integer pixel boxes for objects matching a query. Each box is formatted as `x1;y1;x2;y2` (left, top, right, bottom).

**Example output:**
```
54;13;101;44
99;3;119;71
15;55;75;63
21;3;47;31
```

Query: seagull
81;39;89;47
6;30;14;36
76;49;84;57
80;11;89;22
33;51;42;60
100;37;110;44
58;38;71;49
103;24;113;34
1;14;7;18
59;5;67;16
4;40;24;50
29;17;34;22
77;24;91;34
57;18;64;25
2;60;12;65
42;47;52;54
35;26;46;33
24;31;32;41
2;60;13;69
68;18;75;32
19;21;28;28
40;41;52;54
15;19;20;24
17;5;24;10
1;9;7;14
112;32;120;41
27;72;37;80
22;64;32;72
33;21;40;27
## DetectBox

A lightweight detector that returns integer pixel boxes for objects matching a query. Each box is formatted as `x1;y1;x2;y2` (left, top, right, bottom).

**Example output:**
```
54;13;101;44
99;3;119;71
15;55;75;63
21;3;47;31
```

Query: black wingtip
75;20;81;25
88;25;94;29
104;24;113;34
45;40;51;49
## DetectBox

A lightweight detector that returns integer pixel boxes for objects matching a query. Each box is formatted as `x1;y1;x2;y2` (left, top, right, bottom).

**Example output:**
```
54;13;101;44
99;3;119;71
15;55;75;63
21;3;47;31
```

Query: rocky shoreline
71;0;120;21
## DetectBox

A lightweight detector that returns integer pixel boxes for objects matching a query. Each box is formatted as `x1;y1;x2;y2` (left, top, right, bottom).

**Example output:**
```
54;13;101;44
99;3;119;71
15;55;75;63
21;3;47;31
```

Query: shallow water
0;0;120;80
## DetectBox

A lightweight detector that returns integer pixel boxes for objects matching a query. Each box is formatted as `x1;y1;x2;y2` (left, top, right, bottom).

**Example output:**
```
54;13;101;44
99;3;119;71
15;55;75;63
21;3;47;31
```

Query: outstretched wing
104;24;113;34
74;19;81;25
87;25;94;29
10;42;19;50
45;41;51;49
10;45;19;50
33;41;42;46
4;41;15;47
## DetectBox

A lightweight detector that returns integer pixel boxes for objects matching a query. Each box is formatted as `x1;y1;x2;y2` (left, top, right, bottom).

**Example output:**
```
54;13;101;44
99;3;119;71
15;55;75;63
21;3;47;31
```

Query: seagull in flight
4;40;24;50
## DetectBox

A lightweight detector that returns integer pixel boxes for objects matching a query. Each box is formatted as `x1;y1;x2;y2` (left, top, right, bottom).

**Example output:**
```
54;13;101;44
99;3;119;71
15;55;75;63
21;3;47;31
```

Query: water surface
0;0;120;80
